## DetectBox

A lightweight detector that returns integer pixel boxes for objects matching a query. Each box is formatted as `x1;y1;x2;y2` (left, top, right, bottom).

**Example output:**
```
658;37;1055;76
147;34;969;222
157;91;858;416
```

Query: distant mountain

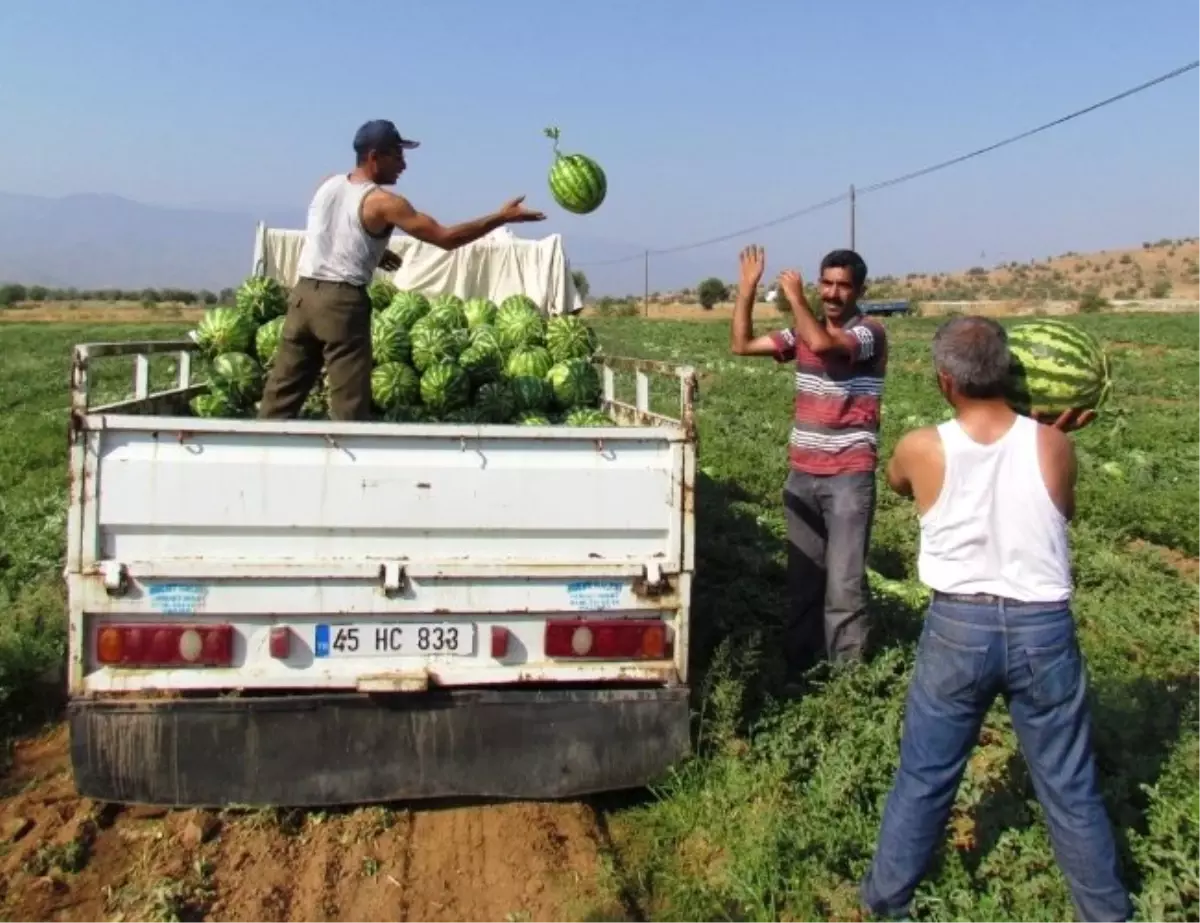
0;191;705;296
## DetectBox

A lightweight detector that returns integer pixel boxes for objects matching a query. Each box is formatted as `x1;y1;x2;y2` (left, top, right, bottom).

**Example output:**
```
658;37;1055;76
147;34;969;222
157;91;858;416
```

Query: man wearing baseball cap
257;119;546;421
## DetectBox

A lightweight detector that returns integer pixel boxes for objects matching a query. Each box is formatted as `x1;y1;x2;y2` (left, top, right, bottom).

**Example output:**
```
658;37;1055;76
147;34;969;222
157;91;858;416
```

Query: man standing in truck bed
730;244;887;684
258;119;546;421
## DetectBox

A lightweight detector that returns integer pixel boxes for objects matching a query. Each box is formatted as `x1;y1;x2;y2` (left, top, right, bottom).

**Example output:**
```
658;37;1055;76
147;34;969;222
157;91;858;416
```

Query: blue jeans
861;594;1132;922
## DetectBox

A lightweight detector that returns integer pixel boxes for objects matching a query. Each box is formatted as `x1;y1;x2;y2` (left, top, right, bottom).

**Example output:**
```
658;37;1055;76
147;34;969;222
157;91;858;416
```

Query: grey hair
931;316;1011;398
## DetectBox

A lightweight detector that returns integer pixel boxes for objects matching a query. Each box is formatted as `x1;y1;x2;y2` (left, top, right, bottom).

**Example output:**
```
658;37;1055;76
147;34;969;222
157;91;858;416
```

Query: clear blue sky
2;0;1197;291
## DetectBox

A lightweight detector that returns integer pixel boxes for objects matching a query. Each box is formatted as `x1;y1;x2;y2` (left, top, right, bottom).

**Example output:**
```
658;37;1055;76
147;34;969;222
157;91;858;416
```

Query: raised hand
777;269;810;309
739;245;765;291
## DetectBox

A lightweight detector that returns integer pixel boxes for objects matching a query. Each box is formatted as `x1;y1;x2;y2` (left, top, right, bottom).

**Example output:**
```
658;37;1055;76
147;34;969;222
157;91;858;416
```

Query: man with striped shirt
731;245;888;681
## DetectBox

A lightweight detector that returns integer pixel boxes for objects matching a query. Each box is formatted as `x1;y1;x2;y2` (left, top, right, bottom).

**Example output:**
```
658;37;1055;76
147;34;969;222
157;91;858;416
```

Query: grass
0;313;1196;921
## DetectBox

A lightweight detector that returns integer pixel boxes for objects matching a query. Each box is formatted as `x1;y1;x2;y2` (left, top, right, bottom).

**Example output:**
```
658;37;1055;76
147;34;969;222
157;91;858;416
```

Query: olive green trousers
257;277;374;421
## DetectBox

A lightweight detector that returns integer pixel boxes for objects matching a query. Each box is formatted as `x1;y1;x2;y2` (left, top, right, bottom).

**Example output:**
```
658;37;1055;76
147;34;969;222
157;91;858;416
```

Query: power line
857;59;1199;196
575;59;1199;269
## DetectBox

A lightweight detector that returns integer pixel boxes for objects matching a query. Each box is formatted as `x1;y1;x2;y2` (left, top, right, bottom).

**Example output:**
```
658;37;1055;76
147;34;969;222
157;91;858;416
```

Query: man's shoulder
852;314;889;339
899;423;941;451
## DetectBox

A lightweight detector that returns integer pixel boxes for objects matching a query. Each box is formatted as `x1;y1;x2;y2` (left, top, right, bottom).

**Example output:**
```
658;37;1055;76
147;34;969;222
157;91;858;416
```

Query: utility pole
849;184;857;250
643;250;650;317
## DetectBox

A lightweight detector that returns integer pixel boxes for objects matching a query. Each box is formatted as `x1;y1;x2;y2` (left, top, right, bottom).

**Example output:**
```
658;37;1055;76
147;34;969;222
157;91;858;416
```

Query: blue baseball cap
353;119;420;156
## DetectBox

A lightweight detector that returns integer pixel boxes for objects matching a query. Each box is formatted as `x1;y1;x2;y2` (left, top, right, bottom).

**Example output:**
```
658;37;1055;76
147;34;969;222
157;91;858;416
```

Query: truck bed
63;338;699;805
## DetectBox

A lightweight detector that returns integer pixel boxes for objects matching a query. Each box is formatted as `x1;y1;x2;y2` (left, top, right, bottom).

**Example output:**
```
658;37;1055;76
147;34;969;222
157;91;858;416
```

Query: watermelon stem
543;126;562;158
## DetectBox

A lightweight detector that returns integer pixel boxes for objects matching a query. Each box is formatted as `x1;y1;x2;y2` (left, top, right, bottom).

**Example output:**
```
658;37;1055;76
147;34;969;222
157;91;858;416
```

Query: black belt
297;277;366;290
931;591;1059;607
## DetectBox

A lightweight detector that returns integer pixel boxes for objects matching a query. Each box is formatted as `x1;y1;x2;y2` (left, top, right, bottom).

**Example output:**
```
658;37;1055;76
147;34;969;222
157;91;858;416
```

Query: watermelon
419;361;471;415
428;294;468;329
547;359;601;409
411;318;467;371
565;408;614;427
464;298;498;329
473;380;518;423
459;326;504;384
516;412;552;426
209;352;264;404
301;378;330;419
255;315;286;367
505;346;554;381
195;306;255;358
546;314;598;362
371;312;412;365
384;290;431;329
1004;319;1112;416
495;302;546;352
510;375;553;413
235;276;289;324
371;361;421;413
190;390;241;418
500;294;540;315
368;279;399;313
544;126;607;215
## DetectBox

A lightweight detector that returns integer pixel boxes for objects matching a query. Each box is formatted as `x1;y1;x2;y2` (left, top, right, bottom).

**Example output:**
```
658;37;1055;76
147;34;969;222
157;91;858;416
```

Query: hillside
632;237;1200;314
870;236;1199;303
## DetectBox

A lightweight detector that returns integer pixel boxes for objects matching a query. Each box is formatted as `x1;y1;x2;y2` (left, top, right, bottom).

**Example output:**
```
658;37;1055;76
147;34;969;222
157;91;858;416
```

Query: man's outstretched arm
369;192;544;251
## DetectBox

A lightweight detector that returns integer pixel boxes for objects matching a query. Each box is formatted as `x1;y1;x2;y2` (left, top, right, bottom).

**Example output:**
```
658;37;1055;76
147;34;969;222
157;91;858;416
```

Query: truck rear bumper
68;686;692;808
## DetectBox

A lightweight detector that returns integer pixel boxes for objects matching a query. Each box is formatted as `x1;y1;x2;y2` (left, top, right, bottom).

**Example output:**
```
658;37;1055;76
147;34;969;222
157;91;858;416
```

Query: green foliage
570;269;590;301
696;277;729;310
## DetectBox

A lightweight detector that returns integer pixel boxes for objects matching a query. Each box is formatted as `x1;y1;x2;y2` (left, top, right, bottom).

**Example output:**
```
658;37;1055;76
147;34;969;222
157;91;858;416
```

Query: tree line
0;283;237;307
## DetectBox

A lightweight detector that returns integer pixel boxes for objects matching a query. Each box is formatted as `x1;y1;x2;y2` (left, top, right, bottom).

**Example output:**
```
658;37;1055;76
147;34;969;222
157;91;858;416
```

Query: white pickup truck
63;333;698;808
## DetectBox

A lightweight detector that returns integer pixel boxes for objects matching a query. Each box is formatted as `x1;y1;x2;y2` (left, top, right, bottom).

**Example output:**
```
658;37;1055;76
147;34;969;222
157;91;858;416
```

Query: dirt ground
0;725;627;923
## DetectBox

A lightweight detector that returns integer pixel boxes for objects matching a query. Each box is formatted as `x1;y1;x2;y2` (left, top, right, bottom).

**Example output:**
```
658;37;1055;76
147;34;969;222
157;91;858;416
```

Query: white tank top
917;414;1072;602
296;175;392;287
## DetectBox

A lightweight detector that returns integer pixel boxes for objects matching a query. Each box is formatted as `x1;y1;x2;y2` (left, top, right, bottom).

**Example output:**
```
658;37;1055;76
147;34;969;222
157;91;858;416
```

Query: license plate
314;622;475;658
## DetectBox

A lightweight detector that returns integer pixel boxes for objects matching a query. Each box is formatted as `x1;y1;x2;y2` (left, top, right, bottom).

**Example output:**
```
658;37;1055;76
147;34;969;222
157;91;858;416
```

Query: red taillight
490;626;509;659
269;626;291;659
95;624;233;667
544;620;670;660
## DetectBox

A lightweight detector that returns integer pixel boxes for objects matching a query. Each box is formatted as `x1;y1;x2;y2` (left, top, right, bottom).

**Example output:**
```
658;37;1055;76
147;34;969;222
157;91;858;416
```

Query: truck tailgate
66;342;696;697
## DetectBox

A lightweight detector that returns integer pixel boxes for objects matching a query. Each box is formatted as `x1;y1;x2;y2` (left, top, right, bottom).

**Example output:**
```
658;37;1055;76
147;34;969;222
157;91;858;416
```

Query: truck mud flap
68;687;692;808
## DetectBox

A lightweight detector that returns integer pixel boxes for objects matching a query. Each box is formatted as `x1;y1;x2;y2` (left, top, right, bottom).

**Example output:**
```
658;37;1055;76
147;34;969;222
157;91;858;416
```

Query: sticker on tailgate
566;581;623;611
145;582;208;615
314;622;475;657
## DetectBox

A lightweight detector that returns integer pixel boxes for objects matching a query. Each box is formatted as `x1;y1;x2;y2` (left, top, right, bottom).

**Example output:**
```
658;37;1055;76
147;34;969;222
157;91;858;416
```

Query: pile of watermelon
186;276;615;427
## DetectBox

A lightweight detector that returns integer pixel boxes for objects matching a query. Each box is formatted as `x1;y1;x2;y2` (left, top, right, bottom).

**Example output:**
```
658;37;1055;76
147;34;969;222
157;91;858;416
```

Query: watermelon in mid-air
544;126;607;215
1004;319;1112;417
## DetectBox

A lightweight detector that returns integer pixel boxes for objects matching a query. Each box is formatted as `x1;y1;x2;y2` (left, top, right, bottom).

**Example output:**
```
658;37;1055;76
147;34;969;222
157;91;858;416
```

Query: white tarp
252;223;581;315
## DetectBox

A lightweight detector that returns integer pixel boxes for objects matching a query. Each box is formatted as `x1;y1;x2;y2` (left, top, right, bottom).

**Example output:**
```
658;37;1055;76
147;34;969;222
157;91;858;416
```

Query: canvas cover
252;223;580;315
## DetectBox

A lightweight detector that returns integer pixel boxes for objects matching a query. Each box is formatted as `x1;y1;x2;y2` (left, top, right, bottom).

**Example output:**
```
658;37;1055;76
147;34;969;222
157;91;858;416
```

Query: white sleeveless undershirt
917;414;1073;602
296;175;392;287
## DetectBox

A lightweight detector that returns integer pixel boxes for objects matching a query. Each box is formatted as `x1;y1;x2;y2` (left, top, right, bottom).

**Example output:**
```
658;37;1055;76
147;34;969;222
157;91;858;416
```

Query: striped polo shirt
768;313;889;475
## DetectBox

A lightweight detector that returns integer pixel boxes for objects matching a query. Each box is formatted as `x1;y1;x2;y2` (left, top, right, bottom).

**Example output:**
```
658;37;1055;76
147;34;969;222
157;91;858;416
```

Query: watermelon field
0;310;1196;922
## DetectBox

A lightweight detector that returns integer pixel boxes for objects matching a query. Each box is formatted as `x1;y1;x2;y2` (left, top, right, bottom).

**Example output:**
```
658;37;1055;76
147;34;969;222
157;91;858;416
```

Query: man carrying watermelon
731;244;887;683
858;316;1130;922
258;119;546;421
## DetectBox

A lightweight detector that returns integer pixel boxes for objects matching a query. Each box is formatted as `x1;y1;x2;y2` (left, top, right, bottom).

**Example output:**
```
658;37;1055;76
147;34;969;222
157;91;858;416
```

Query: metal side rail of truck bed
64;337;698;807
